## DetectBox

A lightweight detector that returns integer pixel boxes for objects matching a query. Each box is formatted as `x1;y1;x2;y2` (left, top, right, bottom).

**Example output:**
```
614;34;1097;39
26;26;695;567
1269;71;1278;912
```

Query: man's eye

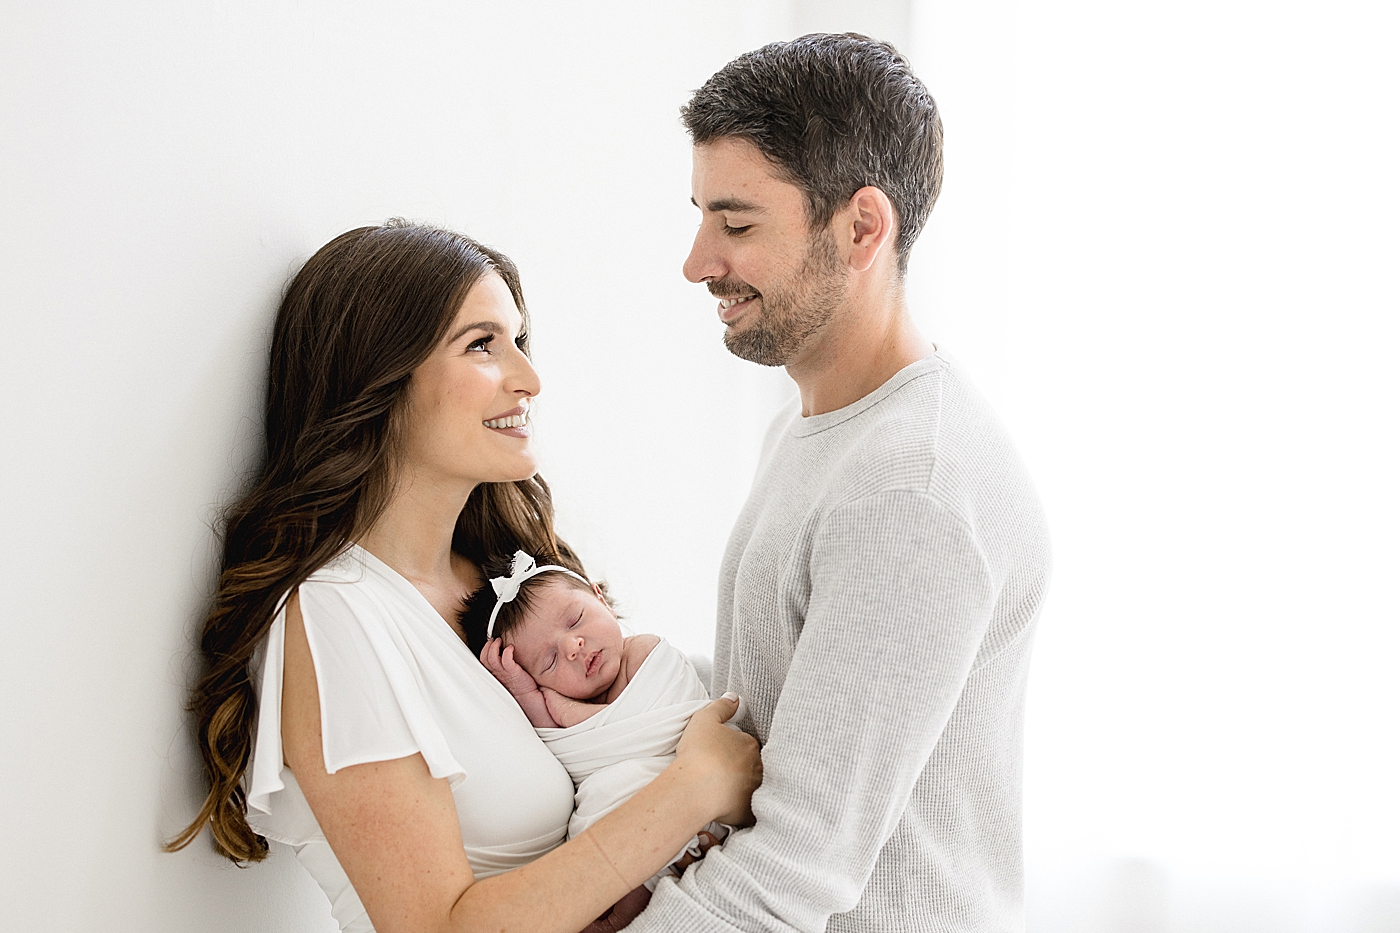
723;224;752;236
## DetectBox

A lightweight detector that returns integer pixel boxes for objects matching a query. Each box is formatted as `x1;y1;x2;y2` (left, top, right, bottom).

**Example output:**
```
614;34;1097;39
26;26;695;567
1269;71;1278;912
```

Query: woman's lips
486;422;531;438
484;405;530;438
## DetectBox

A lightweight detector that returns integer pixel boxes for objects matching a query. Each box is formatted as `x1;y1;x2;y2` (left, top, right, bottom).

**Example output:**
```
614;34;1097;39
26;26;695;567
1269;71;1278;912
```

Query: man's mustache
706;278;760;300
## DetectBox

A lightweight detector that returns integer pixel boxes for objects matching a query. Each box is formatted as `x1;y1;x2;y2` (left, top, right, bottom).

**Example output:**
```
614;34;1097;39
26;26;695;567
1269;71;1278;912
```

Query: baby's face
504;576;624;700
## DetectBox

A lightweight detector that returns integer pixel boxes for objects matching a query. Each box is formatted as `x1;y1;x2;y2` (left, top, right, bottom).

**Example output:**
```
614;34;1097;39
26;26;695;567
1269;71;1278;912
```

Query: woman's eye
467;334;494;353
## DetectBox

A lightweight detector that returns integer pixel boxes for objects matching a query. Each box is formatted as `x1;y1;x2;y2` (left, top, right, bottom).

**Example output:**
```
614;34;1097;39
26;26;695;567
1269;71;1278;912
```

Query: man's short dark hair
682;33;943;274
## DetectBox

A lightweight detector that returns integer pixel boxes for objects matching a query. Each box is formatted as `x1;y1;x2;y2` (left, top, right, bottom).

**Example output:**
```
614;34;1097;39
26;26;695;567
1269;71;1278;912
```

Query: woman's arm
282;591;758;933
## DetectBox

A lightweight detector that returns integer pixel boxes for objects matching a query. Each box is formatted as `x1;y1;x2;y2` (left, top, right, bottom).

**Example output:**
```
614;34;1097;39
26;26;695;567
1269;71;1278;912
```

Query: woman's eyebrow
447;319;503;344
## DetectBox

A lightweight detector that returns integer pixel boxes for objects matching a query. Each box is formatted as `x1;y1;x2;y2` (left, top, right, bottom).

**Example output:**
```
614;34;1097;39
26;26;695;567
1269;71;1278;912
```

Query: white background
1;1;1396;931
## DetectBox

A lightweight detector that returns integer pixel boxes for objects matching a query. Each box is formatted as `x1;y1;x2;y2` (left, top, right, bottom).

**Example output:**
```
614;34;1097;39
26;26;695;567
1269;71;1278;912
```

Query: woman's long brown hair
167;220;588;862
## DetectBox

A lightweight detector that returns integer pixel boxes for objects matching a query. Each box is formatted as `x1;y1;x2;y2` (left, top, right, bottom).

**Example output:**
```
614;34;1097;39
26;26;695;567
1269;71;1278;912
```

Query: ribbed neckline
788;352;945;438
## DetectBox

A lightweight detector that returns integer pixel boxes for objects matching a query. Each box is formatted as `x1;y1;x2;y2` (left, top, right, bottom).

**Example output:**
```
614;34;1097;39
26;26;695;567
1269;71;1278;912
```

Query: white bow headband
486;549;591;639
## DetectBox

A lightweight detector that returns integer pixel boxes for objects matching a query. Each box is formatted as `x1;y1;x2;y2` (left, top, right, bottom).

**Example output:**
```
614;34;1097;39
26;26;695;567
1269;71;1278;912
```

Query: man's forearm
629;493;999;932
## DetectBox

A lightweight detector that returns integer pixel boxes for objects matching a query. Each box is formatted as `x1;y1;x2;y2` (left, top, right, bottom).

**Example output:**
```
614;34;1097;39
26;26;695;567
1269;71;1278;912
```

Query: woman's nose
506;344;542;399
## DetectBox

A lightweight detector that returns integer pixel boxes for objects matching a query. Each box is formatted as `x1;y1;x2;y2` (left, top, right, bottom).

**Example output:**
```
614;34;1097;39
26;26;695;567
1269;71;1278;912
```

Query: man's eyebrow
446;319;503;345
692;196;767;214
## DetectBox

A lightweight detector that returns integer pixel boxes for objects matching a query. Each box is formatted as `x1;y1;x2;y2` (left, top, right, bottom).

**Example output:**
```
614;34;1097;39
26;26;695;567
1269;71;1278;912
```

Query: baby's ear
592;583;607;604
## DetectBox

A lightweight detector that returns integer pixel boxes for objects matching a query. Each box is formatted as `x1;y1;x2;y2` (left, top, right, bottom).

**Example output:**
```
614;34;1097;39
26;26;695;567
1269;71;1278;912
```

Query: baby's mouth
586;650;602;677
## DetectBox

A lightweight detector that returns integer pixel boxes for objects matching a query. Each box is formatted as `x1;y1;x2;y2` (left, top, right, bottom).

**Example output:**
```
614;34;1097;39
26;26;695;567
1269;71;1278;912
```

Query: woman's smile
484;402;532;438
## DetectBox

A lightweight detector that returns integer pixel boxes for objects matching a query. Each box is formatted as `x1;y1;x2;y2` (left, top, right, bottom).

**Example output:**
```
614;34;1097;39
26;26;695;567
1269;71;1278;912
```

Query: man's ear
844;185;898;273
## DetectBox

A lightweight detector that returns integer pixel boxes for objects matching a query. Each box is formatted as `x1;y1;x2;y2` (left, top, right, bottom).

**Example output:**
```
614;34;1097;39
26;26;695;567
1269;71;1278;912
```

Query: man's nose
683;226;723;284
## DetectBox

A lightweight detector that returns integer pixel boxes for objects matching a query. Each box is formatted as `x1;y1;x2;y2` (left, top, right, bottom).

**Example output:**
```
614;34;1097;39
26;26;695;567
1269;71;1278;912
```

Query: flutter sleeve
244;575;468;845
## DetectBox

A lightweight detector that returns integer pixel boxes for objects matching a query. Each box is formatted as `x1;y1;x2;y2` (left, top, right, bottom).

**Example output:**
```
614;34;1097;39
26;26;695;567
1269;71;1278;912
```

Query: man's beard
716;231;847;367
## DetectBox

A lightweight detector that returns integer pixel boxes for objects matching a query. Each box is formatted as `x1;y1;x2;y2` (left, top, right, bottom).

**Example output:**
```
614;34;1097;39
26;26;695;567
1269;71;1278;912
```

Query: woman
168;220;761;933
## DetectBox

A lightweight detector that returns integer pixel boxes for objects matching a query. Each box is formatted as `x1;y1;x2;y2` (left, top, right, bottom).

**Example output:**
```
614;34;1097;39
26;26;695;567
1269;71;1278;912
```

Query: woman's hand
480;638;557;728
673;694;762;827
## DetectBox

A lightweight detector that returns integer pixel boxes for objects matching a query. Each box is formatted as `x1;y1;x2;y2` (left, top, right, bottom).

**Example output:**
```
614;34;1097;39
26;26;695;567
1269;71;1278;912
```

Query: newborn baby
461;550;728;889
464;551;656;729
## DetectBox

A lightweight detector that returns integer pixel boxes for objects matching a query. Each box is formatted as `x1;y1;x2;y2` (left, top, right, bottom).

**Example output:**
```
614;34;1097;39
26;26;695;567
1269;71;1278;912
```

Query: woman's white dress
245;544;575;933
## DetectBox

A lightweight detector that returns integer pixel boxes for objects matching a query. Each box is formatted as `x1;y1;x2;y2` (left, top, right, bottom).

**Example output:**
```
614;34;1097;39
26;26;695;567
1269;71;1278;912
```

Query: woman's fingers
690;692;741;726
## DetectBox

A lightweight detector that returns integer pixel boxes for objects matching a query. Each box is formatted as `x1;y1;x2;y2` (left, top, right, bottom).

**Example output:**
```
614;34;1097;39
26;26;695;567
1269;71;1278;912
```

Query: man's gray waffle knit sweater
630;353;1050;932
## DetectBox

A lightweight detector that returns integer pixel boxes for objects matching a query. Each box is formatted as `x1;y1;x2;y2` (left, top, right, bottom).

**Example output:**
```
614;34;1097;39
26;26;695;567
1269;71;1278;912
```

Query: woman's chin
466;452;541;485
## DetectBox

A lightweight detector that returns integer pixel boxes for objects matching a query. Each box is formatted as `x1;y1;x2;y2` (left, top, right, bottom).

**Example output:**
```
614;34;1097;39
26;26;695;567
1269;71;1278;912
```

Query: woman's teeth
484;413;528;429
720;295;756;309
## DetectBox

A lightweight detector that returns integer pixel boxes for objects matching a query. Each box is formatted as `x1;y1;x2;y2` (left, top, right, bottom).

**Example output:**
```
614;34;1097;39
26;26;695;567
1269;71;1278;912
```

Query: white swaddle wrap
536;638;726;886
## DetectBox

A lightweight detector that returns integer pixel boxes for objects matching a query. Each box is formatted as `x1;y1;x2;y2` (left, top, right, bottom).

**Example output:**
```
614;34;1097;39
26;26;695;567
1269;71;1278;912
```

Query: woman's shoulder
296;544;425;624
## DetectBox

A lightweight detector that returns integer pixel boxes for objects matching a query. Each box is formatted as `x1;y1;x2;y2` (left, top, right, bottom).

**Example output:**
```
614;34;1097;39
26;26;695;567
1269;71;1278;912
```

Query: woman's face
398;273;541;489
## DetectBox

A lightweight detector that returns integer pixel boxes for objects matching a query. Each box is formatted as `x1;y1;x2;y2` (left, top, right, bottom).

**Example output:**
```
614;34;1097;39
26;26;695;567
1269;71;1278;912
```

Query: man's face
684;137;848;367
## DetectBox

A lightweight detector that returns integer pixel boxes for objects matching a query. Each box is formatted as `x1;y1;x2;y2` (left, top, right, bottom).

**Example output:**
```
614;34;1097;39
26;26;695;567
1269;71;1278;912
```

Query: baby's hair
460;550;615;656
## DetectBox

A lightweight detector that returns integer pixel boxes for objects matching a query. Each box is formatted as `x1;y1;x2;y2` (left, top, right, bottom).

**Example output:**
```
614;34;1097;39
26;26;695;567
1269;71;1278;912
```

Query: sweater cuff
628;874;748;933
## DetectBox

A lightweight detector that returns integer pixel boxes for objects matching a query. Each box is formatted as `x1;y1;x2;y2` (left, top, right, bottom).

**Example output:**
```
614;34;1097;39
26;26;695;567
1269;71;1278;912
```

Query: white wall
3;1;1396;931
0;2;812;929
908;0;1400;929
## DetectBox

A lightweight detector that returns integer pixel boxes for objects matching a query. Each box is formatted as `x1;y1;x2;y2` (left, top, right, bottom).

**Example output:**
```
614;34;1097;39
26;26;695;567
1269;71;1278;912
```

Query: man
628;34;1050;932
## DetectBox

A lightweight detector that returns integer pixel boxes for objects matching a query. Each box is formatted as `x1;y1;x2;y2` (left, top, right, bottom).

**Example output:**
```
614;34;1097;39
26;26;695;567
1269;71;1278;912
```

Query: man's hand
479;638;558;728
542;686;607;728
672;829;721;875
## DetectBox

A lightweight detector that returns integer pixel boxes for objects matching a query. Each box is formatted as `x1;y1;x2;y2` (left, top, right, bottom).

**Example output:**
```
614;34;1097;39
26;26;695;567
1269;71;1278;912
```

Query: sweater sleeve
629;490;998;932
